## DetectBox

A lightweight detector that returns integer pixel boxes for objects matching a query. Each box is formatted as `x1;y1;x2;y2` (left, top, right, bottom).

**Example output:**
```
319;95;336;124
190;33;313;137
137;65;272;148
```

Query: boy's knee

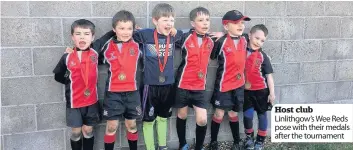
126;124;137;132
177;109;188;119
82;126;94;138
71;131;82;141
196;117;207;126
213;110;225;119
228;111;238;118
107;123;118;133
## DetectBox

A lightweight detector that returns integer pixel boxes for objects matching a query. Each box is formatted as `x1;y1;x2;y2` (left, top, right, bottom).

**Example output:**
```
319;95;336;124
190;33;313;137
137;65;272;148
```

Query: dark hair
71;19;95;35
152;3;175;20
250;24;268;36
112;10;136;28
189;7;210;21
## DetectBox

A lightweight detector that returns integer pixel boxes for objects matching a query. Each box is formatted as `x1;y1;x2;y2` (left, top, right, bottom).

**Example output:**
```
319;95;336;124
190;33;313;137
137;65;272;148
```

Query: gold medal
236;73;241;80
245;82;251;89
84;89;91;97
159;75;165;83
198;71;204;79
118;73;126;81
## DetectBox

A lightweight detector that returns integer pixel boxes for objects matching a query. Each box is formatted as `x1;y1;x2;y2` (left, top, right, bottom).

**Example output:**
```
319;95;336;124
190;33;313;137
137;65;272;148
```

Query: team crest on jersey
90;55;97;62
226;47;232;52
129;48;135;56
256;59;261;65
70;61;76;66
189;43;195;48
109;52;116;60
207;43;212;50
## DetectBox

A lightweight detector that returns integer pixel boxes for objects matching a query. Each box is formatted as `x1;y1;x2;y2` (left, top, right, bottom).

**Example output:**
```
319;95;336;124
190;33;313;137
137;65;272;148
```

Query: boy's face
249;30;267;50
71;27;94;50
153;16;175;36
191;13;210;35
224;20;245;37
113;21;134;42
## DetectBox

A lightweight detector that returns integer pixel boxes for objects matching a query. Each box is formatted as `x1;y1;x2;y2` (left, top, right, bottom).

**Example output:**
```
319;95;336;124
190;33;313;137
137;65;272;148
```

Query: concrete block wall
1;1;353;150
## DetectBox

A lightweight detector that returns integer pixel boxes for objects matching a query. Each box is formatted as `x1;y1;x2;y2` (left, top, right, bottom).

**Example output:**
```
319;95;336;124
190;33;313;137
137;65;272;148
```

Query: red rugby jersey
211;34;247;92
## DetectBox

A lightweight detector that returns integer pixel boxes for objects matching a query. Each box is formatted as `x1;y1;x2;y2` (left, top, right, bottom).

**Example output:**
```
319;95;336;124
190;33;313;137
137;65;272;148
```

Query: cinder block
1;1;29;16
1;77;63;106
283;40;320;62
210;18;224;33
299;61;335;82
333;99;353;104
1;48;32;77
280;84;317;104
244;18;265;33
317;82;351;102
1;18;62;46
29;1;91;17
3;130;65;150
341;17;353;38
174;18;192;30
2;105;36;134
245;1;286;17
33;47;66;75
272;63;300;85
325;2;353;16
92;1;147;17
149;1;199;17
262;41;282;64
286;1;324;16
199;1;244;17
304;17;340;39
321;39;353;60
265;18;304;40
37;103;66;130
336;60;353;80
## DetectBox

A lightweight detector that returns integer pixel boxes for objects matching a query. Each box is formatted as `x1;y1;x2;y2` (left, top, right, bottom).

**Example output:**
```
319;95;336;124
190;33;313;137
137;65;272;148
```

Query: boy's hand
170;28;177;37
209;32;224;41
135;24;142;30
268;93;275;104
65;47;74;53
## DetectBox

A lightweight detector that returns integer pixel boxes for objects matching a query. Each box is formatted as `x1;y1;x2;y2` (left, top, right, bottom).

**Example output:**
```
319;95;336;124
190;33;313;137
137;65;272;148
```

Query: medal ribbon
191;31;209;74
153;30;170;74
73;48;90;89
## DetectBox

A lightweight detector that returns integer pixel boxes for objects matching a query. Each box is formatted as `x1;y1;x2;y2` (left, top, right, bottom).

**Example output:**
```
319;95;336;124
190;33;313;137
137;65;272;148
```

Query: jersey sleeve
53;54;68;84
92;30;115;52
262;52;274;74
133;29;145;44
210;38;223;60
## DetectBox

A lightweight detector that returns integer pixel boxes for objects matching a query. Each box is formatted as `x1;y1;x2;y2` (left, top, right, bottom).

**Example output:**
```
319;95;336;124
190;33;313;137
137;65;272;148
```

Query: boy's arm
263;52;275;103
53;54;68;84
174;30;188;49
133;29;144;44
92;30;115;52
210;39;222;60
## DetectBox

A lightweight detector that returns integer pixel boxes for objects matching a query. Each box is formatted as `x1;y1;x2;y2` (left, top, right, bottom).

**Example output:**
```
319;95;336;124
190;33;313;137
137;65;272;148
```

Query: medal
118;73;126;81
154;30;170;83
198;71;204;79
245;82;251;89
159;75;165;83
84;89;91;97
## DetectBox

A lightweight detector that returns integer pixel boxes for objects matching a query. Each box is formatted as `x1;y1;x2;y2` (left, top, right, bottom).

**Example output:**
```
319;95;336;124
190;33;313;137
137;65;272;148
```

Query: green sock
156;116;168;146
143;120;155;150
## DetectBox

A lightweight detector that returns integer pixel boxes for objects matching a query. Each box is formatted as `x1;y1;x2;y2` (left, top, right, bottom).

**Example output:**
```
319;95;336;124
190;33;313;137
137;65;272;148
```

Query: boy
242;24;275;150
132;3;184;150
53;19;100;150
101;10;142;150
173;7;215;150
209;10;251;150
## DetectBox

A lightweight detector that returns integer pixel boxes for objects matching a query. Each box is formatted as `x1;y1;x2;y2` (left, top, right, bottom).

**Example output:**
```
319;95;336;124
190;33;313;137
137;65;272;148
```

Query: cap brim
242;16;251;21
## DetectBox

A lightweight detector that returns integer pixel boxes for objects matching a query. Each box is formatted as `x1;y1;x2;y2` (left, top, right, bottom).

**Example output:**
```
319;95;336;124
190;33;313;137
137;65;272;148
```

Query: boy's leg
82;102;101;150
210;108;225;144
103;92;125;150
243;90;256;150
193;106;207;150
70;127;82;150
104;120;119;150
125;119;138;150
174;88;190;149
252;89;270;148
228;111;240;147
124;91;142;150
229;87;244;150
66;107;83;150
142;85;157;150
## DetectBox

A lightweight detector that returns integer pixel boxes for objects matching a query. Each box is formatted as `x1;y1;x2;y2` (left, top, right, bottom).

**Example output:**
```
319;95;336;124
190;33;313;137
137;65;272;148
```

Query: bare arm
266;73;275;104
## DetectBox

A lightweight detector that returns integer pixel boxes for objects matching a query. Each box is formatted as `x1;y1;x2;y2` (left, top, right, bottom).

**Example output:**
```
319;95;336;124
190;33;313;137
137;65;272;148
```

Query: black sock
176;117;187;148
104;142;114;150
83;136;94;150
256;135;266;142
195;124;207;150
229;121;240;143
211;119;221;142
70;138;82;150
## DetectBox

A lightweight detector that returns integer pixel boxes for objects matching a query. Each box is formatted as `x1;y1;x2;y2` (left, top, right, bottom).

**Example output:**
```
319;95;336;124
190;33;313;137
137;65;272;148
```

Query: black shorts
141;84;175;122
174;88;208;109
211;86;244;112
66;101;100;128
243;88;270;114
103;90;142;120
